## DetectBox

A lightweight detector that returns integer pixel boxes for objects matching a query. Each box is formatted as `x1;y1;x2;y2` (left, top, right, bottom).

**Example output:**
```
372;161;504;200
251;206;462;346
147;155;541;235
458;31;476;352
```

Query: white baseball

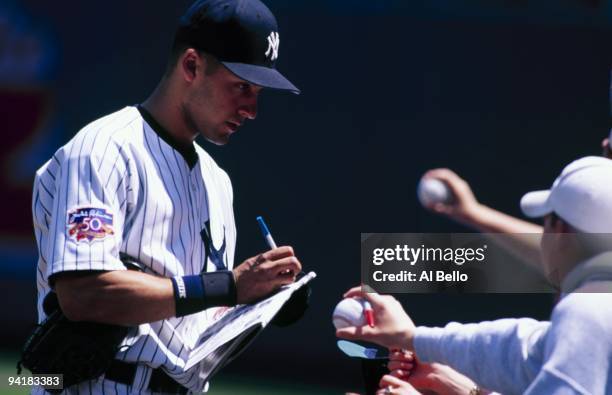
332;298;367;329
417;177;453;206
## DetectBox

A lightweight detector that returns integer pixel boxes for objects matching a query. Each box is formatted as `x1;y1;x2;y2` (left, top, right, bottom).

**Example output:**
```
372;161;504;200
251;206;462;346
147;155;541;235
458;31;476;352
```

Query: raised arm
420;168;543;267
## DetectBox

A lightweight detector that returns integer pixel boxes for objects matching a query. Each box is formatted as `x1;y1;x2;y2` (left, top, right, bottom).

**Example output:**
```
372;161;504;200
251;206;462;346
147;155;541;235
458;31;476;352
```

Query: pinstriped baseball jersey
32;106;237;394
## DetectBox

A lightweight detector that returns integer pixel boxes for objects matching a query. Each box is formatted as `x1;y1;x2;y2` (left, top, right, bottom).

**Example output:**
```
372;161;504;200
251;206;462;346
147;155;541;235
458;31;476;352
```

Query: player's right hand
233;246;301;304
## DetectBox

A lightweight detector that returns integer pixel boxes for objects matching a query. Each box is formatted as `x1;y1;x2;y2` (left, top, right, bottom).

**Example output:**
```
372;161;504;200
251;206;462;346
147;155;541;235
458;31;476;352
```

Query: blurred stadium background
1;0;610;393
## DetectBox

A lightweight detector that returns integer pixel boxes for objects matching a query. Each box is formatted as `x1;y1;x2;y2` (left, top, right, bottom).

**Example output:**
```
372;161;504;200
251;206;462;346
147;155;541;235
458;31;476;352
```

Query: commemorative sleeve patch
67;206;114;242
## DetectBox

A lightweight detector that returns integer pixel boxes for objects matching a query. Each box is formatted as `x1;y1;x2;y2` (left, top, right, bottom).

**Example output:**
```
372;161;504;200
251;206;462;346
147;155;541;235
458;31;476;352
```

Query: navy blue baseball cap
177;0;300;94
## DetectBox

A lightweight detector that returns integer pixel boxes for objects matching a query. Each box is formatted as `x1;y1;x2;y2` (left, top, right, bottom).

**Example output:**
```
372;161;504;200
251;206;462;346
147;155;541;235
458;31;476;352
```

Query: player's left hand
336;286;416;351
376;375;422;395
271;275;311;327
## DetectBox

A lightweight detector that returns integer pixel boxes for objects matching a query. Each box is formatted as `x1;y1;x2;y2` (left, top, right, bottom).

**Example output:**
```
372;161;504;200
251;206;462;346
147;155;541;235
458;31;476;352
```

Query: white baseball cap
520;156;612;233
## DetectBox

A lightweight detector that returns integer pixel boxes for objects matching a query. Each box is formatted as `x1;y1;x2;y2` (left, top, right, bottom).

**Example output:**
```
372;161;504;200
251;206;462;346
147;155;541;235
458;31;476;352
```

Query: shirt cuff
414;325;447;363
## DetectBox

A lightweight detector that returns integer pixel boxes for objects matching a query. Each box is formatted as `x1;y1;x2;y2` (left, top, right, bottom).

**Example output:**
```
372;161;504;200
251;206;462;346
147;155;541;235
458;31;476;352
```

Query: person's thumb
379;375;421;394
336;325;374;342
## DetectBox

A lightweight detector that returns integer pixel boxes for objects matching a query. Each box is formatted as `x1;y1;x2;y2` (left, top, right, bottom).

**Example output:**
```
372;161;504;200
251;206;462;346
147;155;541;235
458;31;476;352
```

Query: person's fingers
387;361;402;370
275;256;302;274
335;325;375;342
276;268;298;280
389;369;410;379
418;196;448;212
391;349;415;361
389;349;414;361
343;286;386;306
260;246;295;260
422;168;451;178
431;202;452;214
343;285;366;298
423;168;459;183
257;256;301;274
423;169;468;197
379;374;415;388
344;288;394;309
267;273;297;288
263;265;300;288
387;361;414;372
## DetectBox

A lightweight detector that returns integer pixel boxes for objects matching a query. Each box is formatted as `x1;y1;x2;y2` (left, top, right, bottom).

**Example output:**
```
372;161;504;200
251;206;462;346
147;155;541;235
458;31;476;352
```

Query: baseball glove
271;272;311;327
17;294;129;393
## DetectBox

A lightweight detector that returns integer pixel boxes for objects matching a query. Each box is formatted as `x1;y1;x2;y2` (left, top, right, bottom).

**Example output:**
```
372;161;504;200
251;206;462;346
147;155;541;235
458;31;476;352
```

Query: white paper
185;271;317;371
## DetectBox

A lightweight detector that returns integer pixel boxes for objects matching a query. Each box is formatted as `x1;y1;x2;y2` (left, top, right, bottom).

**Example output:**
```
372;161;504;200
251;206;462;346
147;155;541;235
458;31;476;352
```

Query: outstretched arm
420;168;543;267
336;286;548;395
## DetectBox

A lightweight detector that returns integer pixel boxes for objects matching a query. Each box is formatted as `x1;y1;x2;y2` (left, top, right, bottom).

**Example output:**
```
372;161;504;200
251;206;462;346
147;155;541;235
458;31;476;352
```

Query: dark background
2;0;611;392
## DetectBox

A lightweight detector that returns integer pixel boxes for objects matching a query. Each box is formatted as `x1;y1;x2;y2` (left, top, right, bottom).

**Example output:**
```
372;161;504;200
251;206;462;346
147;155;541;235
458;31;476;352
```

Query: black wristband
201;271;237;307
171;271;237;317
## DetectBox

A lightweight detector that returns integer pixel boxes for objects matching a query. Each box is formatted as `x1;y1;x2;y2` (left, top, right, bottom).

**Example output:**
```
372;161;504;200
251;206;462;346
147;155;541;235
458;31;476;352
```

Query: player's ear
555;217;572;233
547;214;567;234
602;138;612;159
180;48;199;82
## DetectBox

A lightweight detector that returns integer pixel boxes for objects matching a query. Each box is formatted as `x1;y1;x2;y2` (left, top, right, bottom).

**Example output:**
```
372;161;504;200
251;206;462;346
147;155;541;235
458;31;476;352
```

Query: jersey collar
137;105;198;169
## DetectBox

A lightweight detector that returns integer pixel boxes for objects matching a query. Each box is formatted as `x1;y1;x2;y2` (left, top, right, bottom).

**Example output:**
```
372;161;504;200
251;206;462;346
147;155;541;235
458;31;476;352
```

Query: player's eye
237;83;250;92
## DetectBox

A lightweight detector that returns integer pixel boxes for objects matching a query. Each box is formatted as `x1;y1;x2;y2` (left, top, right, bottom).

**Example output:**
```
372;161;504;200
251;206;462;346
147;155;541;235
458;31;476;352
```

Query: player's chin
206;129;233;146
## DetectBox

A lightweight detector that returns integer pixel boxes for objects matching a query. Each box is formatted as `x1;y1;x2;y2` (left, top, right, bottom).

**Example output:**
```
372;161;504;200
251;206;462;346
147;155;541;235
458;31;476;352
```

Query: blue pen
257;216;296;276
256;216;277;249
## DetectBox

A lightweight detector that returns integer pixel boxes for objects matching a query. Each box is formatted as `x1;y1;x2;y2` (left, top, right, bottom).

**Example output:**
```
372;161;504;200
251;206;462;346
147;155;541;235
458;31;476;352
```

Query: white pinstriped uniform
31;106;237;394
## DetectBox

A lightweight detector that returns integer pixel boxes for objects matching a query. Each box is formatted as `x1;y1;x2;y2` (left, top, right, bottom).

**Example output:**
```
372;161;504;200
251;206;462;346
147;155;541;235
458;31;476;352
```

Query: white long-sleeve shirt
414;252;612;395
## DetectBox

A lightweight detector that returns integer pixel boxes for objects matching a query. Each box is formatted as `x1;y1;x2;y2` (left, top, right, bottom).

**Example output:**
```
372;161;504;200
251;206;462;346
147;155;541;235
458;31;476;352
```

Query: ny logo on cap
265;31;279;61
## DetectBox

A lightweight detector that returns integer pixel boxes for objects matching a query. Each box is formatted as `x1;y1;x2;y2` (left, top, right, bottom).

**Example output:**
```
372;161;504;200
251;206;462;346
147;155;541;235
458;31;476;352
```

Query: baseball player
30;0;301;393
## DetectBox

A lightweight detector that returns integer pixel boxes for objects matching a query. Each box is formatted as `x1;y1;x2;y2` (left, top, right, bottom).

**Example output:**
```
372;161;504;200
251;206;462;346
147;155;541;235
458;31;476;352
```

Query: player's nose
238;98;258;120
